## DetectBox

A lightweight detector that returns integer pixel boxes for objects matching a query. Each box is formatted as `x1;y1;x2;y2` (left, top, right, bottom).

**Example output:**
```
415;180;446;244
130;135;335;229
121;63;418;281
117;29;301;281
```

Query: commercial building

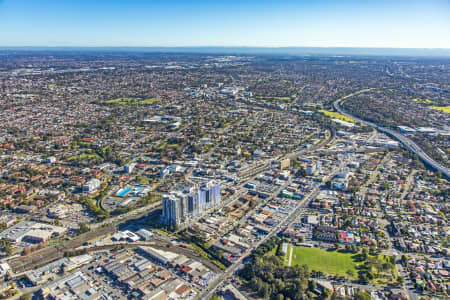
47;204;69;219
82;178;101;193
39;270;100;299
138;246;179;265
416;127;437;134
27;255;93;286
307;161;321;176
45;156;56;163
0;221;66;244
136;228;153;241
398;126;416;134
280;158;291;170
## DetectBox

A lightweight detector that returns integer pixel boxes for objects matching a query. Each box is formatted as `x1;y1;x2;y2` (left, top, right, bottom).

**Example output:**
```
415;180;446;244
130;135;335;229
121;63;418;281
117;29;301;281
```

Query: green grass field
288;247;358;278
410;98;448;114
67;153;100;161
430;106;450;114
105;97;162;105
257;96;292;101
413;98;433;104
318;109;355;123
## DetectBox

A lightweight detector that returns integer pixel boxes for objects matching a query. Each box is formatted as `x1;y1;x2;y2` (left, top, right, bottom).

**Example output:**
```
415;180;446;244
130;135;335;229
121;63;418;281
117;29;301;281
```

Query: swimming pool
117;188;132;197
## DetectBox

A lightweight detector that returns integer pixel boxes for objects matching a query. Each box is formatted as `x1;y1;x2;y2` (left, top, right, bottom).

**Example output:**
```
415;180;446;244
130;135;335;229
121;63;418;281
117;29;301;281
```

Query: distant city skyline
0;0;449;48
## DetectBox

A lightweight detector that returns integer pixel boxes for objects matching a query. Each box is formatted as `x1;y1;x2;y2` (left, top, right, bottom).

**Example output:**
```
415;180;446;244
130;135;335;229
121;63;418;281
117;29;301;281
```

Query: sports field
257;96;291;101
430;106;450;114
288;246;358;278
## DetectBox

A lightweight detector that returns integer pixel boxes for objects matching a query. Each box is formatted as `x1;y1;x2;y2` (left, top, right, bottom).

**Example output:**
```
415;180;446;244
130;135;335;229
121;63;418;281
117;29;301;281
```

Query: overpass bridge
333;95;449;180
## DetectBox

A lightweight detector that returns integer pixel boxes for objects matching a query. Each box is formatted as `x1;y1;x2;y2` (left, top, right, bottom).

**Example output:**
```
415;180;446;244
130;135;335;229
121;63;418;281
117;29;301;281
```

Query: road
175;127;334;236
397;262;419;300
8;201;163;275
379;225;419;300
93;201;161;229
358;152;392;198
333;93;450;180
400;170;417;202
200;162;345;299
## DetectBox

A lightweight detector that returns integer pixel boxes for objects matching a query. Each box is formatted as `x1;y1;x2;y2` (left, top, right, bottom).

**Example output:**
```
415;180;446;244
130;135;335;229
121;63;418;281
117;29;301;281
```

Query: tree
354;291;371;300
389;255;396;266
259;282;270;298
346;269;354;278
275;294;284;300
78;222;90;233
308;280;317;291
380;182;390;190
397;275;404;286
319;288;331;300
382;262;391;272
239;237;315;299
19;294;31;300
358;272;368;284
274;278;285;292
3;240;12;256
345;244;351;253
401;254;408;263
297;167;308;178
361;247;368;260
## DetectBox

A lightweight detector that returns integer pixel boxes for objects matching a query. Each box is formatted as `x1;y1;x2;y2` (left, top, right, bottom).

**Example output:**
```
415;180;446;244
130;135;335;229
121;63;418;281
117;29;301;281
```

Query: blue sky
0;0;449;48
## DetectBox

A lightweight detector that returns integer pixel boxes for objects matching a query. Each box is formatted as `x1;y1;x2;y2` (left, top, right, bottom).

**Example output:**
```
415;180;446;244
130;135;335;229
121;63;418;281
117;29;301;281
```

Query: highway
332;91;438;300
332;93;450;180
200;87;446;298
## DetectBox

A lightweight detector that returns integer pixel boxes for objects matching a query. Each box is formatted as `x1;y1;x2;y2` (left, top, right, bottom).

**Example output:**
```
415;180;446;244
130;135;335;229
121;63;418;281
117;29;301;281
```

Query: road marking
288;244;293;266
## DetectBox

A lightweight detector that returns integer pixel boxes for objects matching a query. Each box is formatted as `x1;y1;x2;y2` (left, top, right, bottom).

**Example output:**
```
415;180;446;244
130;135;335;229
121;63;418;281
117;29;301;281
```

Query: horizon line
1;46;450;50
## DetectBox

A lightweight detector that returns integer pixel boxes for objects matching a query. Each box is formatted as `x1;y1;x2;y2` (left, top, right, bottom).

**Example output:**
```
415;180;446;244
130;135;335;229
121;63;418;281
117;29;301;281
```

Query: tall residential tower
161;180;221;226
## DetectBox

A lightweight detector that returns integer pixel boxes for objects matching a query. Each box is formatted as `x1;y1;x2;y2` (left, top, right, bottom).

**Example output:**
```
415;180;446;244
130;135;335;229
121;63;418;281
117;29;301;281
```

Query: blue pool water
129;186;144;197
117;188;132;197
